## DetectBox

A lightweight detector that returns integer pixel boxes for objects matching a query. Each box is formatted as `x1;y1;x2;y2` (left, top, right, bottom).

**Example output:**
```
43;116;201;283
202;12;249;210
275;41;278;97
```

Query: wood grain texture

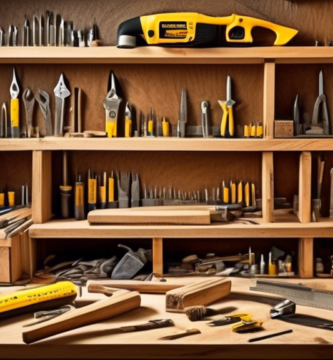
153;238;164;277
50;150;262;216
298;152;312;223
32;151;52;224
0;63;263;138
264;62;275;139
0;0;332;47
298;238;313;278
262;152;274;222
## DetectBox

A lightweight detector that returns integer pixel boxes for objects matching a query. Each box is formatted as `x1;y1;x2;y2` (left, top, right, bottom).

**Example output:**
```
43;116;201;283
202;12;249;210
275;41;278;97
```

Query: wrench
22;88;35;138
35;89;52;136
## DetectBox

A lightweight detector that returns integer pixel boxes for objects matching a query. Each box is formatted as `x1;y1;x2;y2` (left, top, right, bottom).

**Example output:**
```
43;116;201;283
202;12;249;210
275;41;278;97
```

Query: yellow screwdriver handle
125;118;132;137
106;121;117;138
11;98;19;128
220;102;228;136
228;106;234;137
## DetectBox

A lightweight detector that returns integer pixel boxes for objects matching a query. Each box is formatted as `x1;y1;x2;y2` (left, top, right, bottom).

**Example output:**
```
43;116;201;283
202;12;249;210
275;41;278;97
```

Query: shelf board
29;214;333;239
1;46;333;64
1;137;333;152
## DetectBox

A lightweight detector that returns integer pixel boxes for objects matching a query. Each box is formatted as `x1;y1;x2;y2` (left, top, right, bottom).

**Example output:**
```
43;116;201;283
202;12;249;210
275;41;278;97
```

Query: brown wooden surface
153;238;164;277
0;63;263;138
262;152;274;222
1;0;333;47
1;278;333;359
32;151;53;224
298;152;312;223
298;238;314;278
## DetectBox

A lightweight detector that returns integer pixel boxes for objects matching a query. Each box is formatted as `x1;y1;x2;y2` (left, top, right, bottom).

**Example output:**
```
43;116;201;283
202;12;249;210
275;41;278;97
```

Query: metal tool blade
227;75;232;102
32;15;38;46
39;15;44;46
319;70;324;96
10;68;20;99
22;88;35;138
36;89;52;136
293;94;300;135
54;74;71;136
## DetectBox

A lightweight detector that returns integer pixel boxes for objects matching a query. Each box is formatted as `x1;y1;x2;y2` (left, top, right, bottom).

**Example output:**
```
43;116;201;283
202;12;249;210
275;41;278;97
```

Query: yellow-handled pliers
219;75;236;137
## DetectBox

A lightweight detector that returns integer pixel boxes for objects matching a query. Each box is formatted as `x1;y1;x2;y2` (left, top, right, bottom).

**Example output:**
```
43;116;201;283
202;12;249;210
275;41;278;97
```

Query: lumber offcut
23;290;141;344
166;278;231;313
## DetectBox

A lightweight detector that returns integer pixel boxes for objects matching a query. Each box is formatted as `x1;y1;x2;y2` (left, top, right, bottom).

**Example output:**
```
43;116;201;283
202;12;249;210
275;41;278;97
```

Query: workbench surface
0;277;333;359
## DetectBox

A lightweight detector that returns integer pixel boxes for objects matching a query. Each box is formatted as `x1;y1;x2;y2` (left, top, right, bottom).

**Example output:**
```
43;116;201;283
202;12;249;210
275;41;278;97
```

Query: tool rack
0;47;332;280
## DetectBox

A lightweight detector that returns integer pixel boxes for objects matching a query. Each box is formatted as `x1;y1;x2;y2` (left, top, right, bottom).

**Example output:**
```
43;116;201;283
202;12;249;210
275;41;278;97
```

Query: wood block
88;209;211;225
298;238;314;278
274;121;294;138
0;236;21;283
166;278;231;313
23;290;141;344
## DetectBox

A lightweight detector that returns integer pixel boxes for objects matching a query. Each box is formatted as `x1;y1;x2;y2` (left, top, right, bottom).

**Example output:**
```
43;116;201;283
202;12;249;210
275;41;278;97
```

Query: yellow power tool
117;13;298;48
0;281;77;320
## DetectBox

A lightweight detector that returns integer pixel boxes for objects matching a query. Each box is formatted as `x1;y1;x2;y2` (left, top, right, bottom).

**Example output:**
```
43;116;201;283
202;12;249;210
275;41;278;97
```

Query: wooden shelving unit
2;46;333;281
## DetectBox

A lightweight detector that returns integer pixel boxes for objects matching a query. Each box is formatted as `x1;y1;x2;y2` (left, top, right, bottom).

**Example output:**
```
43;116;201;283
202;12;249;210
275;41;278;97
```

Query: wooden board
0;236;21;283
88;209;212;225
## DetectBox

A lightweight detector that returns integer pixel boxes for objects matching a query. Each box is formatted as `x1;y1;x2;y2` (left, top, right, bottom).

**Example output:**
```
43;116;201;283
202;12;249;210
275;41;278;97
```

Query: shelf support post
152;238;163;277
263;61;275;139
298;151;312;223
298;238;313;278
262;152;274;222
32;151;53;224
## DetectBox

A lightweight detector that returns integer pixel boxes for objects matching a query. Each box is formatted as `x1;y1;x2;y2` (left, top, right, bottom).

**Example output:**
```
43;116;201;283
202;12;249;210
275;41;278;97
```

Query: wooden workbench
0;278;333;359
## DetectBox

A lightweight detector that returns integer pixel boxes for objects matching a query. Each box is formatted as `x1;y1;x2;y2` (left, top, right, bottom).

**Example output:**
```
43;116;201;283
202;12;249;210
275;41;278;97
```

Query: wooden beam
262;152;274;223
153;238;163;277
298;152;312;223
263;62;275;139
298;238;314;278
32;151;52;224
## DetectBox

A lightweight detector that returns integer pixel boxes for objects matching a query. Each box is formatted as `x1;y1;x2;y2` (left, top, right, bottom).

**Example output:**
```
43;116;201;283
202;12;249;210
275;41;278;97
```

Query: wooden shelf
29;214;333;239
1;47;333;64
1;137;333;152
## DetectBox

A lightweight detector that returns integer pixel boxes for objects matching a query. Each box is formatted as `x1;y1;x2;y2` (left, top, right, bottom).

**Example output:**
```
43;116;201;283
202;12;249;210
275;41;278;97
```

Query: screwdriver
99;171;107;209
222;181;229;204
88;169;97;212
251;182;256;206
60;151;72;218
162;117;170;137
230;180;236;204
8;191;15;207
237;181;243;205
0;190;4;207
74;174;85;220
245;181;250;207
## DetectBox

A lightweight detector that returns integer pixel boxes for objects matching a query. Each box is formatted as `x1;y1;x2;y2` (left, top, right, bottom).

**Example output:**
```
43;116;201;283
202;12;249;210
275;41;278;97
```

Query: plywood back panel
0;0;332;46
51;150;262;215
0;64;263;139
0;151;32;206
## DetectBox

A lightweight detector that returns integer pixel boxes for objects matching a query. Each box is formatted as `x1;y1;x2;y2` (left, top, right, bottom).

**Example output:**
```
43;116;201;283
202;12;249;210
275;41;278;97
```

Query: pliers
219;75;236;137
103;72;122;138
312;70;330;135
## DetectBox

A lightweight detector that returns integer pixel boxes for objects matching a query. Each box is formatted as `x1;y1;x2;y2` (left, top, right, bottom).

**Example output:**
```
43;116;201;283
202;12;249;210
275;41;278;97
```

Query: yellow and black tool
117;13;298;48
218;75;235;138
10;68;20;138
60;151;72;218
0;281;77;320
74;174;85;220
88;169;97;212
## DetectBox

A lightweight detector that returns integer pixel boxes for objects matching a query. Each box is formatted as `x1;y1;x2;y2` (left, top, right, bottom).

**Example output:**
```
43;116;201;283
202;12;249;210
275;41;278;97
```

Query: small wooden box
275;120;294;138
0;235;21;283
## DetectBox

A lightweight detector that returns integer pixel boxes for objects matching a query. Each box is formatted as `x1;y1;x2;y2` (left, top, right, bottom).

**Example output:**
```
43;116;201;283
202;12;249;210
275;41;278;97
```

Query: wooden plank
88;210;211;225
28;215;333;239
19;231;30;277
153;238;163;277
3;138;333;152
262;152;274;223
298;152;312;223
1;47;333;64
32;151;52;224
298;238;314;278
263;62;275;139
10;236;22;283
0;247;10;282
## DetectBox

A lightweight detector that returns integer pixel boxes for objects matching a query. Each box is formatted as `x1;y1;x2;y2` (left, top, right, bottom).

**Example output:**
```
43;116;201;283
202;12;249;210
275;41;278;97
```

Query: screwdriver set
0;12;101;47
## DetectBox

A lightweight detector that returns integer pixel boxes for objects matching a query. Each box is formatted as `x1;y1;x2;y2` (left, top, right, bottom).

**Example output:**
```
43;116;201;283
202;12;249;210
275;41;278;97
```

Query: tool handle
121;319;174;333
125;118;132;137
10;98;20;137
228;106;234;137
220;103;228;136
106;119;117;137
88;283;125;296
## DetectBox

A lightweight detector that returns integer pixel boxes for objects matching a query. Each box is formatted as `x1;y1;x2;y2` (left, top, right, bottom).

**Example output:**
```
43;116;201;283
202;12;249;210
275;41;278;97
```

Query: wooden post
298;238;313;278
263;61;275;139
32;151;52;224
262;152;274;223
299;152;312;223
152;238;163;277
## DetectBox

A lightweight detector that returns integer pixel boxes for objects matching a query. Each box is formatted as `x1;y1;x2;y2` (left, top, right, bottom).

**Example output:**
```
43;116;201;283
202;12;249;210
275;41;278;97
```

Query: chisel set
1;12;101;47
